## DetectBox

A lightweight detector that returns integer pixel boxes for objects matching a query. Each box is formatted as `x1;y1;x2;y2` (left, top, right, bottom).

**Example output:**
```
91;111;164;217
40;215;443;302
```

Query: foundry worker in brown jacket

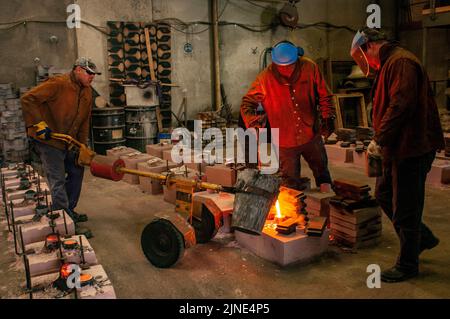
21;57;100;234
350;28;445;282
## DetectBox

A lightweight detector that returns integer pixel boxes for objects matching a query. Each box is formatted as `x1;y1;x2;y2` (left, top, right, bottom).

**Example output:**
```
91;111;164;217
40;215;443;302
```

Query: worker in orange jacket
21;57;100;234
241;41;336;190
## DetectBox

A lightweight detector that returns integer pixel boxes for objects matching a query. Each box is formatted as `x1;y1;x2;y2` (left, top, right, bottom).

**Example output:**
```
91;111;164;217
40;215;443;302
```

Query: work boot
419;236;440;255
381;266;418;283
75;225;93;239
72;211;88;223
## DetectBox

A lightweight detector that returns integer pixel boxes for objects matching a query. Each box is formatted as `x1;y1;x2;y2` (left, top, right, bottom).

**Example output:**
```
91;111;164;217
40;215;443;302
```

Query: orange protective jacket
21;72;92;150
240;57;335;148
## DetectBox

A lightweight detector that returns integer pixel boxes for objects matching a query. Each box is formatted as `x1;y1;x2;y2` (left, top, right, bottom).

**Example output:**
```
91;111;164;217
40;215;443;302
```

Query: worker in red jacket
351;28;445;282
240;41;336;190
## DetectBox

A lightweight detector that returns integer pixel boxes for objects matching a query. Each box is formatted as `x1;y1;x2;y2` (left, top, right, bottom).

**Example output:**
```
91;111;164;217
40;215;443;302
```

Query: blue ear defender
271;41;304;65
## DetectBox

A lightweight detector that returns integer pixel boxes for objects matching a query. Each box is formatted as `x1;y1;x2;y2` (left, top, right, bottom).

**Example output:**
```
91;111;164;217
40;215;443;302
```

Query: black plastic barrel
124;106;158;152
91;107;126;155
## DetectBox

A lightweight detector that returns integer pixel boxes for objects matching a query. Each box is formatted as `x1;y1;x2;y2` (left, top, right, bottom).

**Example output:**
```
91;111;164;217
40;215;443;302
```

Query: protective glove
77;144;96;167
320;117;335;138
33;121;52;140
367;140;382;158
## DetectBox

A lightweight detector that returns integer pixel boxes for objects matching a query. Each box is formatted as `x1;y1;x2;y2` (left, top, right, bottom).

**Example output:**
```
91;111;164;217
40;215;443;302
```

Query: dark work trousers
34;141;84;219
375;151;436;272
279;134;332;189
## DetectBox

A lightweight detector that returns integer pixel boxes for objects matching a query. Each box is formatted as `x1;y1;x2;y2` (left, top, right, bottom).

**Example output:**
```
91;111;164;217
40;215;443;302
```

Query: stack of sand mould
329;179;382;248
336;128;356;142
0;84;29;163
355;126;374;141
445;133;450;158
1;165;116;299
304;188;335;219
306;216;328;237
196;111;227;149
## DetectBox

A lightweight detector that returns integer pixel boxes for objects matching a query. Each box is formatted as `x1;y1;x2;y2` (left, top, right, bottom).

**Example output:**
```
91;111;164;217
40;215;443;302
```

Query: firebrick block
5;183;50;202
137;160;179;194
235;228;329;266
303;189;335;219
427;159;450;186
18;210;76;246
325;143;353;164
30;264;116;299
205;164;237;187
146;143;173;159
106;146;139;160
119;153;155;184
26;235;98;277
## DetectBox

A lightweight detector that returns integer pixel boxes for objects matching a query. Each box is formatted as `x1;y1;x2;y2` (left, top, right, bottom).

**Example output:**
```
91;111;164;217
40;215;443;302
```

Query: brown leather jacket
21;72;92;150
372;43;445;160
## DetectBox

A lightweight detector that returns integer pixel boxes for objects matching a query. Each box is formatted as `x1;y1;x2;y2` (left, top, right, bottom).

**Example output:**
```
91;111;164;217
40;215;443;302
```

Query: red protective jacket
372;43;445;160
240;57;335;148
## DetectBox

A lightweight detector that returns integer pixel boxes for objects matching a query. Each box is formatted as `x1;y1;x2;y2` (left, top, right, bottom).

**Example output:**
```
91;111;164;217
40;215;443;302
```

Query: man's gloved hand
367;140;382;158
249;114;267;128
320;117;335;138
33;121;52;140
77;144;96;167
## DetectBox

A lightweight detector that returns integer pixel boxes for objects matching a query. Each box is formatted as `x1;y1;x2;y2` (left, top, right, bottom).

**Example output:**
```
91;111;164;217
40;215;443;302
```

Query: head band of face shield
351;30;369;55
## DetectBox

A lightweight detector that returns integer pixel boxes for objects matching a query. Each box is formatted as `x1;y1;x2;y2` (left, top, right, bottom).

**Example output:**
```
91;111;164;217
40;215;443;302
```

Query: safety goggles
82;67;96;76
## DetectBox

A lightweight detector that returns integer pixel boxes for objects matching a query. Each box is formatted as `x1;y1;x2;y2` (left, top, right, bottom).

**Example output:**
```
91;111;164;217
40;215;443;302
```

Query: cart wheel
191;205;218;244
141;219;185;268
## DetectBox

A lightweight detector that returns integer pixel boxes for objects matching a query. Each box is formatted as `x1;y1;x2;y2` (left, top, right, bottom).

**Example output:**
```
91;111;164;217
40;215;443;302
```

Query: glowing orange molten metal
275;200;283;219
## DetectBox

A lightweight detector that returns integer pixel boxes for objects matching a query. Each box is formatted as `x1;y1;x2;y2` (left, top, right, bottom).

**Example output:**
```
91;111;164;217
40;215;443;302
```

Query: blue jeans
33;141;84;219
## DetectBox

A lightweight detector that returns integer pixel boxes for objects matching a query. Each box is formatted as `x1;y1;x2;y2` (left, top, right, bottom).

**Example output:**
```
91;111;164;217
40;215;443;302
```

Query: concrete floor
1;161;450;299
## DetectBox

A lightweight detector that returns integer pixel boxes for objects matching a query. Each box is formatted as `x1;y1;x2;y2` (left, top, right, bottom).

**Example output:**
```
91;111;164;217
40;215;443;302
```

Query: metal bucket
125;106;158;152
91;107;126;155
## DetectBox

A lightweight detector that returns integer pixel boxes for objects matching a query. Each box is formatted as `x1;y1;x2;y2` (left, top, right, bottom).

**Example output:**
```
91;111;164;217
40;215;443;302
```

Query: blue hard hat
271;42;302;66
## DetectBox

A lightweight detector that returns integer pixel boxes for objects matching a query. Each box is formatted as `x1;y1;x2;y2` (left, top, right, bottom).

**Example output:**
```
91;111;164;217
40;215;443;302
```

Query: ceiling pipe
211;0;221;111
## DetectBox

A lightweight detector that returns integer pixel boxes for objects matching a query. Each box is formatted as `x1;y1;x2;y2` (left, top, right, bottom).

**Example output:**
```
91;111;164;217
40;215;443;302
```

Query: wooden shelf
422;5;450;15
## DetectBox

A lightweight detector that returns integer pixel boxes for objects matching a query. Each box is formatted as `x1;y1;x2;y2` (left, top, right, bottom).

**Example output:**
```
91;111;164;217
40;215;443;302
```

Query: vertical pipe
10;201;21;255
211;0;221;110
79;235;86;265
62;210;69;236
23;255;33;299
422;27;427;69
19;226;26;257
2;174;12;232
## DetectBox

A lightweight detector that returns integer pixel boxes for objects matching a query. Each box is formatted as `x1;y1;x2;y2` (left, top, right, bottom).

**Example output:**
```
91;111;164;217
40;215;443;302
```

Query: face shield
350;31;375;78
